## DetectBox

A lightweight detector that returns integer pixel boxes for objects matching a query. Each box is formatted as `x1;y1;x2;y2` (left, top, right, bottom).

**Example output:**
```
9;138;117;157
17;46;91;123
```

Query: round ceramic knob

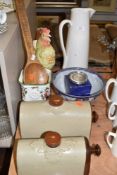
49;95;63;106
44;131;61;148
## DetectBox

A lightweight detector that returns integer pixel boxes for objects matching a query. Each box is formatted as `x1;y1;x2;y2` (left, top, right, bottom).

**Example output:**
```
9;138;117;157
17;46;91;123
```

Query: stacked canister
16;93;101;175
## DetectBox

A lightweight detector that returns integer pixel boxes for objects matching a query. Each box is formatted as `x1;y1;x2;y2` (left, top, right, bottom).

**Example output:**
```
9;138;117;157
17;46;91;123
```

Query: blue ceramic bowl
52;67;105;101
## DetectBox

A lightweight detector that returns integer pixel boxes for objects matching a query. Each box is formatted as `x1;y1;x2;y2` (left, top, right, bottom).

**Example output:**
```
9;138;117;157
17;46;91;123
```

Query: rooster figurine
35;28;56;70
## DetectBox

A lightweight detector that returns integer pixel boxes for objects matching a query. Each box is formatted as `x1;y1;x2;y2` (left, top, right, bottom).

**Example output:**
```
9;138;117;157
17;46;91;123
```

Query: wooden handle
15;0;35;61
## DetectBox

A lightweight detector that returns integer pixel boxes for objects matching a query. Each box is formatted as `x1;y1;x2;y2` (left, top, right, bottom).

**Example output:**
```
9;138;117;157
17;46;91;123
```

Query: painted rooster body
36;28;55;70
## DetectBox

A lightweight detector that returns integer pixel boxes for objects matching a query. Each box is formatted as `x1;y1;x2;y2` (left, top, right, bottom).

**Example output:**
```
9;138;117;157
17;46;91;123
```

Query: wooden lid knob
92;111;99;123
90;144;101;156
44;131;61;148
49;95;63;106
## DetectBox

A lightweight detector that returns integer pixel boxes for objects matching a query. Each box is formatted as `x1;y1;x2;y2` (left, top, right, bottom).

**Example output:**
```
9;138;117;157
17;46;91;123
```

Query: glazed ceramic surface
52;67;105;101
0;1;14;13
0;10;8;34
105;76;117;103
19;100;91;139
106;129;117;157
59;8;95;68
105;76;117;115
17;137;86;175
0;10;7;25
108;102;117;128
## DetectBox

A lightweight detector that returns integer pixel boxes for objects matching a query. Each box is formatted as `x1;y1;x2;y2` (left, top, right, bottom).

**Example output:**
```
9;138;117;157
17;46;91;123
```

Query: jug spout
71;8;96;18
87;8;96;17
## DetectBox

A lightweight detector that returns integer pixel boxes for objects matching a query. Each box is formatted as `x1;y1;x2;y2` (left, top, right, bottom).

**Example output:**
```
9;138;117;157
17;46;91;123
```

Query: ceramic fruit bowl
52;67;105;101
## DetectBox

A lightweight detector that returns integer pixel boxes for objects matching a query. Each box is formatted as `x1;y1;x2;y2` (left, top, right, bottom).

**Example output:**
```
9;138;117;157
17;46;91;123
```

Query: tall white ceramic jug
59;8;95;68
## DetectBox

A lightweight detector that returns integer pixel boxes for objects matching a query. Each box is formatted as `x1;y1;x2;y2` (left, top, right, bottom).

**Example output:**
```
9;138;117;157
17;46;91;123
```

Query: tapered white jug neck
71;8;96;17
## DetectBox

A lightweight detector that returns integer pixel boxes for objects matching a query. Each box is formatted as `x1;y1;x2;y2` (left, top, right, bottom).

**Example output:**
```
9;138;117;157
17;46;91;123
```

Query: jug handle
105;78;116;102
106;131;116;148
59;19;72;68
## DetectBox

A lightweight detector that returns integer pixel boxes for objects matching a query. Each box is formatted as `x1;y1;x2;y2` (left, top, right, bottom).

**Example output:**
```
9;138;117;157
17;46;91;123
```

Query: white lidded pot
17;131;101;175
19;95;92;139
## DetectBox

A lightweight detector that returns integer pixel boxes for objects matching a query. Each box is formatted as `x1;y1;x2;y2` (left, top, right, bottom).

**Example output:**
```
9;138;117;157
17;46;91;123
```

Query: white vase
59;8;95;68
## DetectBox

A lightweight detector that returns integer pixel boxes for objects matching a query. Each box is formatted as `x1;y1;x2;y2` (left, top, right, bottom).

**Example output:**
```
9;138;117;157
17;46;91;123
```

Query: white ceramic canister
59;8;95;68
19;96;92;139
17;133;101;175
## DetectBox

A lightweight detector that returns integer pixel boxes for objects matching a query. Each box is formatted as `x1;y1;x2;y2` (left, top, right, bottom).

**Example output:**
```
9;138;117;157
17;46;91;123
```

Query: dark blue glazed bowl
52;67;105;101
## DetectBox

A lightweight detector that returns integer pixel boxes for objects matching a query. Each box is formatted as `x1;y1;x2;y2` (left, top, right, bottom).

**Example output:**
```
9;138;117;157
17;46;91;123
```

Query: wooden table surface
8;93;117;175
